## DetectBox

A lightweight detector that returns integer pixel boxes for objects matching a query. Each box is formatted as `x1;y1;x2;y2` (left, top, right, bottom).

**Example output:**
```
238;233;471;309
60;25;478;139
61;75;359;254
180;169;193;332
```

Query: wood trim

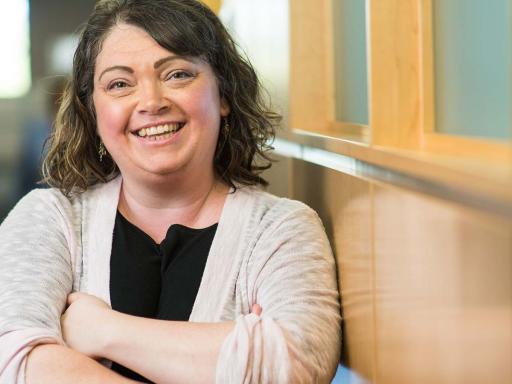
289;0;369;140
289;0;330;133
423;133;512;163
290;0;510;167
282;129;512;211
203;0;222;13
419;0;435;136
418;0;512;162
324;0;336;125
330;122;370;142
368;0;422;149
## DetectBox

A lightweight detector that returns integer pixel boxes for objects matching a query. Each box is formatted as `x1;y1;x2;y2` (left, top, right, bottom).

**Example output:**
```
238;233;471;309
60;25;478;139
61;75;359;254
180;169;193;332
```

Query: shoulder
2;176;120;228
0;189;77;237
232;186;321;227
8;187;73;215
228;187;326;249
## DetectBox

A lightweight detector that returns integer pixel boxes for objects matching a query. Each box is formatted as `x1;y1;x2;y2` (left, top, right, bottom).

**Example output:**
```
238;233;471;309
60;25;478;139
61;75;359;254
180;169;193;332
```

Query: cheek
93;96;131;137
185;87;222;125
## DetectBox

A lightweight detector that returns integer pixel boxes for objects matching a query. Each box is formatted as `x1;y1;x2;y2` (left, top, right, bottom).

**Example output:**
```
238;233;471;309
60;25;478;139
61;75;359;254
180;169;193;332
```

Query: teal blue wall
433;0;511;139
333;0;368;125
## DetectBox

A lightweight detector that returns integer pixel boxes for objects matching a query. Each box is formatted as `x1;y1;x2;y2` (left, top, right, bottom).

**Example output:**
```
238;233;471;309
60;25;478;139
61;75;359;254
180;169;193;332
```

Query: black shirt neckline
116;210;219;246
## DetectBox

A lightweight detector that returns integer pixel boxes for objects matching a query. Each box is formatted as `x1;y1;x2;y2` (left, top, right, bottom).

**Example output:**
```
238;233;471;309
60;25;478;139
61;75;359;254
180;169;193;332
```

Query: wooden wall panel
265;159;512;383
373;185;512;383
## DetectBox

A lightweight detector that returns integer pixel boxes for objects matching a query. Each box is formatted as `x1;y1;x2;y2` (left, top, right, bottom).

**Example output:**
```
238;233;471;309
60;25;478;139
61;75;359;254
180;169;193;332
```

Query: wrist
94;307;123;359
99;309;130;361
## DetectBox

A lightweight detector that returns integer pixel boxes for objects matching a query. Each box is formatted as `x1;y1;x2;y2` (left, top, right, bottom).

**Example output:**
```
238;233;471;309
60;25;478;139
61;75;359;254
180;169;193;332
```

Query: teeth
136;123;182;137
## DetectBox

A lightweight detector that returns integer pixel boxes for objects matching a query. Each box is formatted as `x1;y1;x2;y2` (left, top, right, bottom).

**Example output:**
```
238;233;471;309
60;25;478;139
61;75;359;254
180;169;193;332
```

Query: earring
98;141;106;162
223;118;230;136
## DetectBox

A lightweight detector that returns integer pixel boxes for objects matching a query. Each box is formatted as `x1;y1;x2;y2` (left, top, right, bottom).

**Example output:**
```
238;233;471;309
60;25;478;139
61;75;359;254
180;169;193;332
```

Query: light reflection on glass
0;0;31;98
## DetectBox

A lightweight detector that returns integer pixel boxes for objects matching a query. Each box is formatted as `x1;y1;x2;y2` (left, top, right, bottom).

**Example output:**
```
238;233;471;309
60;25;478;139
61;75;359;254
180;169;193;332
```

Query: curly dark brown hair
43;0;280;195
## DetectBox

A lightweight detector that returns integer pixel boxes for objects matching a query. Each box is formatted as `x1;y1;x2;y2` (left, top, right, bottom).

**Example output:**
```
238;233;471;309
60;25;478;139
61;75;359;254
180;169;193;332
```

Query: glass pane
332;0;368;125
433;0;511;139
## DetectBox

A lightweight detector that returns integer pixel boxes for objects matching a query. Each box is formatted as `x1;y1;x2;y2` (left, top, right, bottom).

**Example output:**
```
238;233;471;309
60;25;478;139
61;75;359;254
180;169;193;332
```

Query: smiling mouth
133;123;185;140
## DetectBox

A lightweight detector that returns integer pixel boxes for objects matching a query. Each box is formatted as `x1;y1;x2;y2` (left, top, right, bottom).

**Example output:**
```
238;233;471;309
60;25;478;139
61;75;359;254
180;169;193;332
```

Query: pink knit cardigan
0;176;340;383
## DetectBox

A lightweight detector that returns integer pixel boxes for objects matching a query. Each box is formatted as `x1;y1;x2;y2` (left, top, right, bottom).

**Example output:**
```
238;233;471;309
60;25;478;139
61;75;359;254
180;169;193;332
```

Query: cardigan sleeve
216;201;341;383
0;190;74;383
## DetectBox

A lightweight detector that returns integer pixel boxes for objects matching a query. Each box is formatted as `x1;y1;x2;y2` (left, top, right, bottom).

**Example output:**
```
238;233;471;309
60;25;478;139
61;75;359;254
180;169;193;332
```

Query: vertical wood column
289;0;331;132
368;0;423;149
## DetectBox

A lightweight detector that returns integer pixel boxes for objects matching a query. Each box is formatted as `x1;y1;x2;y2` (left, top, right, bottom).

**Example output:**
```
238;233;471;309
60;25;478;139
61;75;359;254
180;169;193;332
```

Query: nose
137;80;171;115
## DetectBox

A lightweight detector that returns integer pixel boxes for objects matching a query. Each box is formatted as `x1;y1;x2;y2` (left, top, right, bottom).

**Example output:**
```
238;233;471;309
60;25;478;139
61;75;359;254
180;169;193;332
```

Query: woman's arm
26;344;139;384
62;202;340;383
100;314;232;384
62;293;261;383
214;203;341;383
0;190;75;382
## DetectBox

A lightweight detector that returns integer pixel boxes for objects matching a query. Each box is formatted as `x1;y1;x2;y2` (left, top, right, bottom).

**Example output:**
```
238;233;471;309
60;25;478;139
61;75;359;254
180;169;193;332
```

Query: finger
67;292;82;305
251;303;262;316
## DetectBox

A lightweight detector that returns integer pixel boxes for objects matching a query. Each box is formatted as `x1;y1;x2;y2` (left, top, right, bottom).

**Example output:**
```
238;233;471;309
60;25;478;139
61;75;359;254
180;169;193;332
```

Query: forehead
96;23;172;68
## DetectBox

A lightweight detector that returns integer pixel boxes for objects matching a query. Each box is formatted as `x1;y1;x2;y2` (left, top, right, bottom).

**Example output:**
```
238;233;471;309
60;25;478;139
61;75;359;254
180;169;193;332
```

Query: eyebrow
98;65;134;82
154;54;193;69
97;55;195;82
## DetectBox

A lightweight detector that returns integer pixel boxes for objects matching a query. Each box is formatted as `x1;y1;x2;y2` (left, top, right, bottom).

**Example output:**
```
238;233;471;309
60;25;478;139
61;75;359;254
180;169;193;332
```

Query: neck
118;170;229;242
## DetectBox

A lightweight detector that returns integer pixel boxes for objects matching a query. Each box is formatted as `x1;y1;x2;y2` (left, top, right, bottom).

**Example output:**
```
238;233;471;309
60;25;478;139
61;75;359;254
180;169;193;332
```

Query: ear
220;98;230;117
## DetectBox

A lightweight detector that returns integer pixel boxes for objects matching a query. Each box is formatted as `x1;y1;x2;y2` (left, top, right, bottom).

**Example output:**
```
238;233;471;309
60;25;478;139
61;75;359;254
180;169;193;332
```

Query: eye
107;80;129;90
166;70;193;81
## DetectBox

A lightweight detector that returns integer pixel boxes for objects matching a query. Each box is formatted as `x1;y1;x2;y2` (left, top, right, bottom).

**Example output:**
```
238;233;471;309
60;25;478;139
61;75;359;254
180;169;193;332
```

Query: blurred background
1;1;511;383
0;0;95;220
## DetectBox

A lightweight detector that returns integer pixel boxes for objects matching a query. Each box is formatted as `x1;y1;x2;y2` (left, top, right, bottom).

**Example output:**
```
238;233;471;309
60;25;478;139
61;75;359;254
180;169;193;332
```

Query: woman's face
92;23;229;182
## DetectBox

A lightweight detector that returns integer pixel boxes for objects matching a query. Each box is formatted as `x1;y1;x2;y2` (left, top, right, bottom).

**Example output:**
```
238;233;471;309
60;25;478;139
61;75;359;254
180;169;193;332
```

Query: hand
61;292;113;359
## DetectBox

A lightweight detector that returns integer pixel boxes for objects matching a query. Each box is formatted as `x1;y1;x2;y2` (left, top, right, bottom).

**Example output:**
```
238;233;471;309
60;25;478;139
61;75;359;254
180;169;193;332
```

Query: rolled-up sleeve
0;190;73;383
216;203;341;383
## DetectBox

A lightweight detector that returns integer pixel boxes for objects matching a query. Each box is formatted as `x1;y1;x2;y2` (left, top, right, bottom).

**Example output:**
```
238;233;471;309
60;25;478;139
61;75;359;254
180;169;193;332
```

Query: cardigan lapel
81;178;258;317
81;176;122;304
189;187;256;322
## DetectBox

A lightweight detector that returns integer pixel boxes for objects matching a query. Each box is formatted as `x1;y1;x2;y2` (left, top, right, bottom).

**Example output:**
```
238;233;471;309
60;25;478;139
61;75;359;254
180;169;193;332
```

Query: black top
109;211;217;382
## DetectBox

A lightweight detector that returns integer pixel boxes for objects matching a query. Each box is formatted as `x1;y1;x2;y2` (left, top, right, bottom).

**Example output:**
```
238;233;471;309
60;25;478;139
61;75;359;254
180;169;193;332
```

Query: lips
133;122;185;138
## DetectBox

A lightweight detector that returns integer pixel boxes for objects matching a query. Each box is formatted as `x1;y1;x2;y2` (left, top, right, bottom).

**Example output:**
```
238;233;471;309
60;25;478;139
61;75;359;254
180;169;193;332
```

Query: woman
0;0;341;383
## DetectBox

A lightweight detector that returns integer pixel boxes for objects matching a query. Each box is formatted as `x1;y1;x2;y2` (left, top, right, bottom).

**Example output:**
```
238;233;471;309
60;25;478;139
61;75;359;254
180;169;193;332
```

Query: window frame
289;0;511;167
419;0;511;162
